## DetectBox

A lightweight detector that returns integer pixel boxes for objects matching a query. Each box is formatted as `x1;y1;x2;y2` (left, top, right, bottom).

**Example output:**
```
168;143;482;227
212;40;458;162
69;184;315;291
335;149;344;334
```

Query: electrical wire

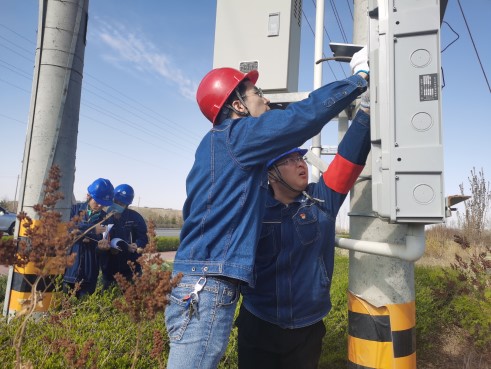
329;0;349;43
441;21;460;53
302;8;339;81
0;24;203;161
457;0;490;93
345;0;353;20
302;9;339;80
309;0;349;79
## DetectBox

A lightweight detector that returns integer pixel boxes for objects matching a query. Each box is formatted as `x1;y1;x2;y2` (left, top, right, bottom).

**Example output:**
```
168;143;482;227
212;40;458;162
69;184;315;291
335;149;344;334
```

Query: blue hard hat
87;178;114;206
114;184;134;206
267;148;308;168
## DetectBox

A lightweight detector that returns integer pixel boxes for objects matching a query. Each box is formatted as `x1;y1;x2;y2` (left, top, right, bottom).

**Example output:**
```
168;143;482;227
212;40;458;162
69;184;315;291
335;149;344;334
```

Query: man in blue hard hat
236;90;371;369
99;184;148;289
64;178;114;298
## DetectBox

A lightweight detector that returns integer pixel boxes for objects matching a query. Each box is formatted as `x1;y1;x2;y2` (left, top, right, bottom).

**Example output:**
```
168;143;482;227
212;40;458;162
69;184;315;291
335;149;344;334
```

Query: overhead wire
304;0;353;81
441;21;460;53
82;83;202;145
329;0;349;43
0;22;202;162
302;7;339;81
83;74;203;142
345;0;354;20
80;100;195;157
456;0;490;93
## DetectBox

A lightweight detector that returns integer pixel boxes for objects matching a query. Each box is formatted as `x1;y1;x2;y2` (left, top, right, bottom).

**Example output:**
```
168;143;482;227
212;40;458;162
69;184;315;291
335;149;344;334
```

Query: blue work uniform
165;75;368;369
99;208;148;287
241;109;371;329
64;202;106;297
236;110;371;369
173;75;367;286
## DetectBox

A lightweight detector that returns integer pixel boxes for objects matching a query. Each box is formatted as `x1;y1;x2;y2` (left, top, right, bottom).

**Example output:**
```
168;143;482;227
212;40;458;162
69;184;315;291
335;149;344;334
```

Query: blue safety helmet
267;148;308;168
114;184;135;206
87;178;114;206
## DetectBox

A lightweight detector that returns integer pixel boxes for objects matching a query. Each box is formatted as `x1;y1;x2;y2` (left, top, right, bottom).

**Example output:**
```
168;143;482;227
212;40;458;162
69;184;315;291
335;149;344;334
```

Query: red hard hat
196;67;259;124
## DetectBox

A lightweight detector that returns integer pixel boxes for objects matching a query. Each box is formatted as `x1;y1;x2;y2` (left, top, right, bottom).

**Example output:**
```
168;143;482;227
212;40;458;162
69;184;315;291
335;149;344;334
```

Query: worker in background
63;178;114;298
236;86;371;369
164;47;369;368
99;184;148;290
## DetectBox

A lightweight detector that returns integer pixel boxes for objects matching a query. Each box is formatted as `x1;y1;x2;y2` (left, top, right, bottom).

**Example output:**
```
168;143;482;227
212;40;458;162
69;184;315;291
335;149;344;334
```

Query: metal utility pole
310;0;324;182
3;0;89;318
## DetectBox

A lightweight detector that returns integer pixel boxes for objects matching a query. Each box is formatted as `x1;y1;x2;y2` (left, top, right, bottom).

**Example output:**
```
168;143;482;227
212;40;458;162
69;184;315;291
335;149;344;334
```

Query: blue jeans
165;274;240;369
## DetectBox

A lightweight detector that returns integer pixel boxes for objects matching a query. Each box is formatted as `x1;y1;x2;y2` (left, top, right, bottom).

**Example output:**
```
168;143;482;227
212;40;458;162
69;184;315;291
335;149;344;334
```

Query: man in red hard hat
165;48;370;368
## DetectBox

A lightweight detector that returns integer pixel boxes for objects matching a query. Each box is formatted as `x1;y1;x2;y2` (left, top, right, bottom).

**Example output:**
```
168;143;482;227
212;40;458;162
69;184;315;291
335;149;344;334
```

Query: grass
0;240;490;368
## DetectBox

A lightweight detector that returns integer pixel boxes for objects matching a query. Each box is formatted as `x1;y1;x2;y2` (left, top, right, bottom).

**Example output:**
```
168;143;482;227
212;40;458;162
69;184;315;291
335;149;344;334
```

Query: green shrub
453;295;491;347
414;266;453;353
416;264;491;355
0;274;7;305
319;255;349;368
155;236;179;252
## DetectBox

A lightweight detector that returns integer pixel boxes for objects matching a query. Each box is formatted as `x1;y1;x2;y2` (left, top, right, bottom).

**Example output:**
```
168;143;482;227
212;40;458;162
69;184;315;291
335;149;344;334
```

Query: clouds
92;18;197;100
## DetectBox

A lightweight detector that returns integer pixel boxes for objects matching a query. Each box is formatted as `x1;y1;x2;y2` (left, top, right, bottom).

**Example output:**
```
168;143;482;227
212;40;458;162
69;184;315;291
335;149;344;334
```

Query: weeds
112;222;181;369
457;167;490;245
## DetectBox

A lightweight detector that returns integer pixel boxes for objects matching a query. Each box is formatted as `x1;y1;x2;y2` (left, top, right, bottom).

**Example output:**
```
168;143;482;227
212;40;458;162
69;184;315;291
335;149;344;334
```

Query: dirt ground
418;326;491;369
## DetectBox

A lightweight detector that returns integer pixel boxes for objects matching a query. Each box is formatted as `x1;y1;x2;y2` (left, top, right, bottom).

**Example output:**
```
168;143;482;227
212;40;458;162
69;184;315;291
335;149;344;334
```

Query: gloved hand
350;46;369;75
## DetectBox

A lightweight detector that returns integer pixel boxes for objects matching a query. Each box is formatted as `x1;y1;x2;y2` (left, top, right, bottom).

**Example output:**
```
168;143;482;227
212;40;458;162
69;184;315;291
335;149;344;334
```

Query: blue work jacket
64;202;106;285
100;208;148;278
173;75;367;287
241;110;371;328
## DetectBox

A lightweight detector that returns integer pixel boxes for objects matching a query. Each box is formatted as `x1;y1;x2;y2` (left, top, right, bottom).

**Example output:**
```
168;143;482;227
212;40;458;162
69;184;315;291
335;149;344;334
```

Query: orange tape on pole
347;291;416;369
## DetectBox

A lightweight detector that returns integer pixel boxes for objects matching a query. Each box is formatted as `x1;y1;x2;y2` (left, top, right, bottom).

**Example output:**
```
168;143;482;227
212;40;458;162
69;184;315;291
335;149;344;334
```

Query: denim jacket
241;110;371;328
173;75;367;286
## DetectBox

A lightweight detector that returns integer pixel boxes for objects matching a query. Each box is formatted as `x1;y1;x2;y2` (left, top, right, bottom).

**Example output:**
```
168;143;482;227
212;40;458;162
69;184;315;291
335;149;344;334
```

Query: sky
0;1;490;224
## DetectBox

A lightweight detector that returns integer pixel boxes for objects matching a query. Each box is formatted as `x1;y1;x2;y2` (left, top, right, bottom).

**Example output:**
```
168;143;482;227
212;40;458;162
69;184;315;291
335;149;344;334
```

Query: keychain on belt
182;277;206;319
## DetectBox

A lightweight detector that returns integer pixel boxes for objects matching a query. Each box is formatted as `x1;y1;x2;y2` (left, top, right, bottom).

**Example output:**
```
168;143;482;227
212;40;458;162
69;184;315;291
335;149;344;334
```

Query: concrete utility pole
346;0;447;367
348;12;418;369
3;0;90;318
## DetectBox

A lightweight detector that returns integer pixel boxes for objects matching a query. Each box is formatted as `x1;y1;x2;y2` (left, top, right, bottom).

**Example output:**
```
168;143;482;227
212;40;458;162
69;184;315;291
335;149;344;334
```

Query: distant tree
0;198;8;209
0;198;14;212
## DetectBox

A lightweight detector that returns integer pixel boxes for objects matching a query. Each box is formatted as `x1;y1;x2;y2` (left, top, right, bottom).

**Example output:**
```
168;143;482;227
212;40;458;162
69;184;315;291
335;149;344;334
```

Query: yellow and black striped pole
347;291;416;369
8;263;59;315
5;220;65;318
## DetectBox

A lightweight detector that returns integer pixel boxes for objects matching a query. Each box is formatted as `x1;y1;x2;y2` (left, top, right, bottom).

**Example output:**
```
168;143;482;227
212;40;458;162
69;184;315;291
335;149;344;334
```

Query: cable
309;0;348;79
302;8;339;81
441;21;460;53
329;0;349;43
457;0;490;93
0;24;36;45
84;73;203;142
0;25;203;158
345;0;354;20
